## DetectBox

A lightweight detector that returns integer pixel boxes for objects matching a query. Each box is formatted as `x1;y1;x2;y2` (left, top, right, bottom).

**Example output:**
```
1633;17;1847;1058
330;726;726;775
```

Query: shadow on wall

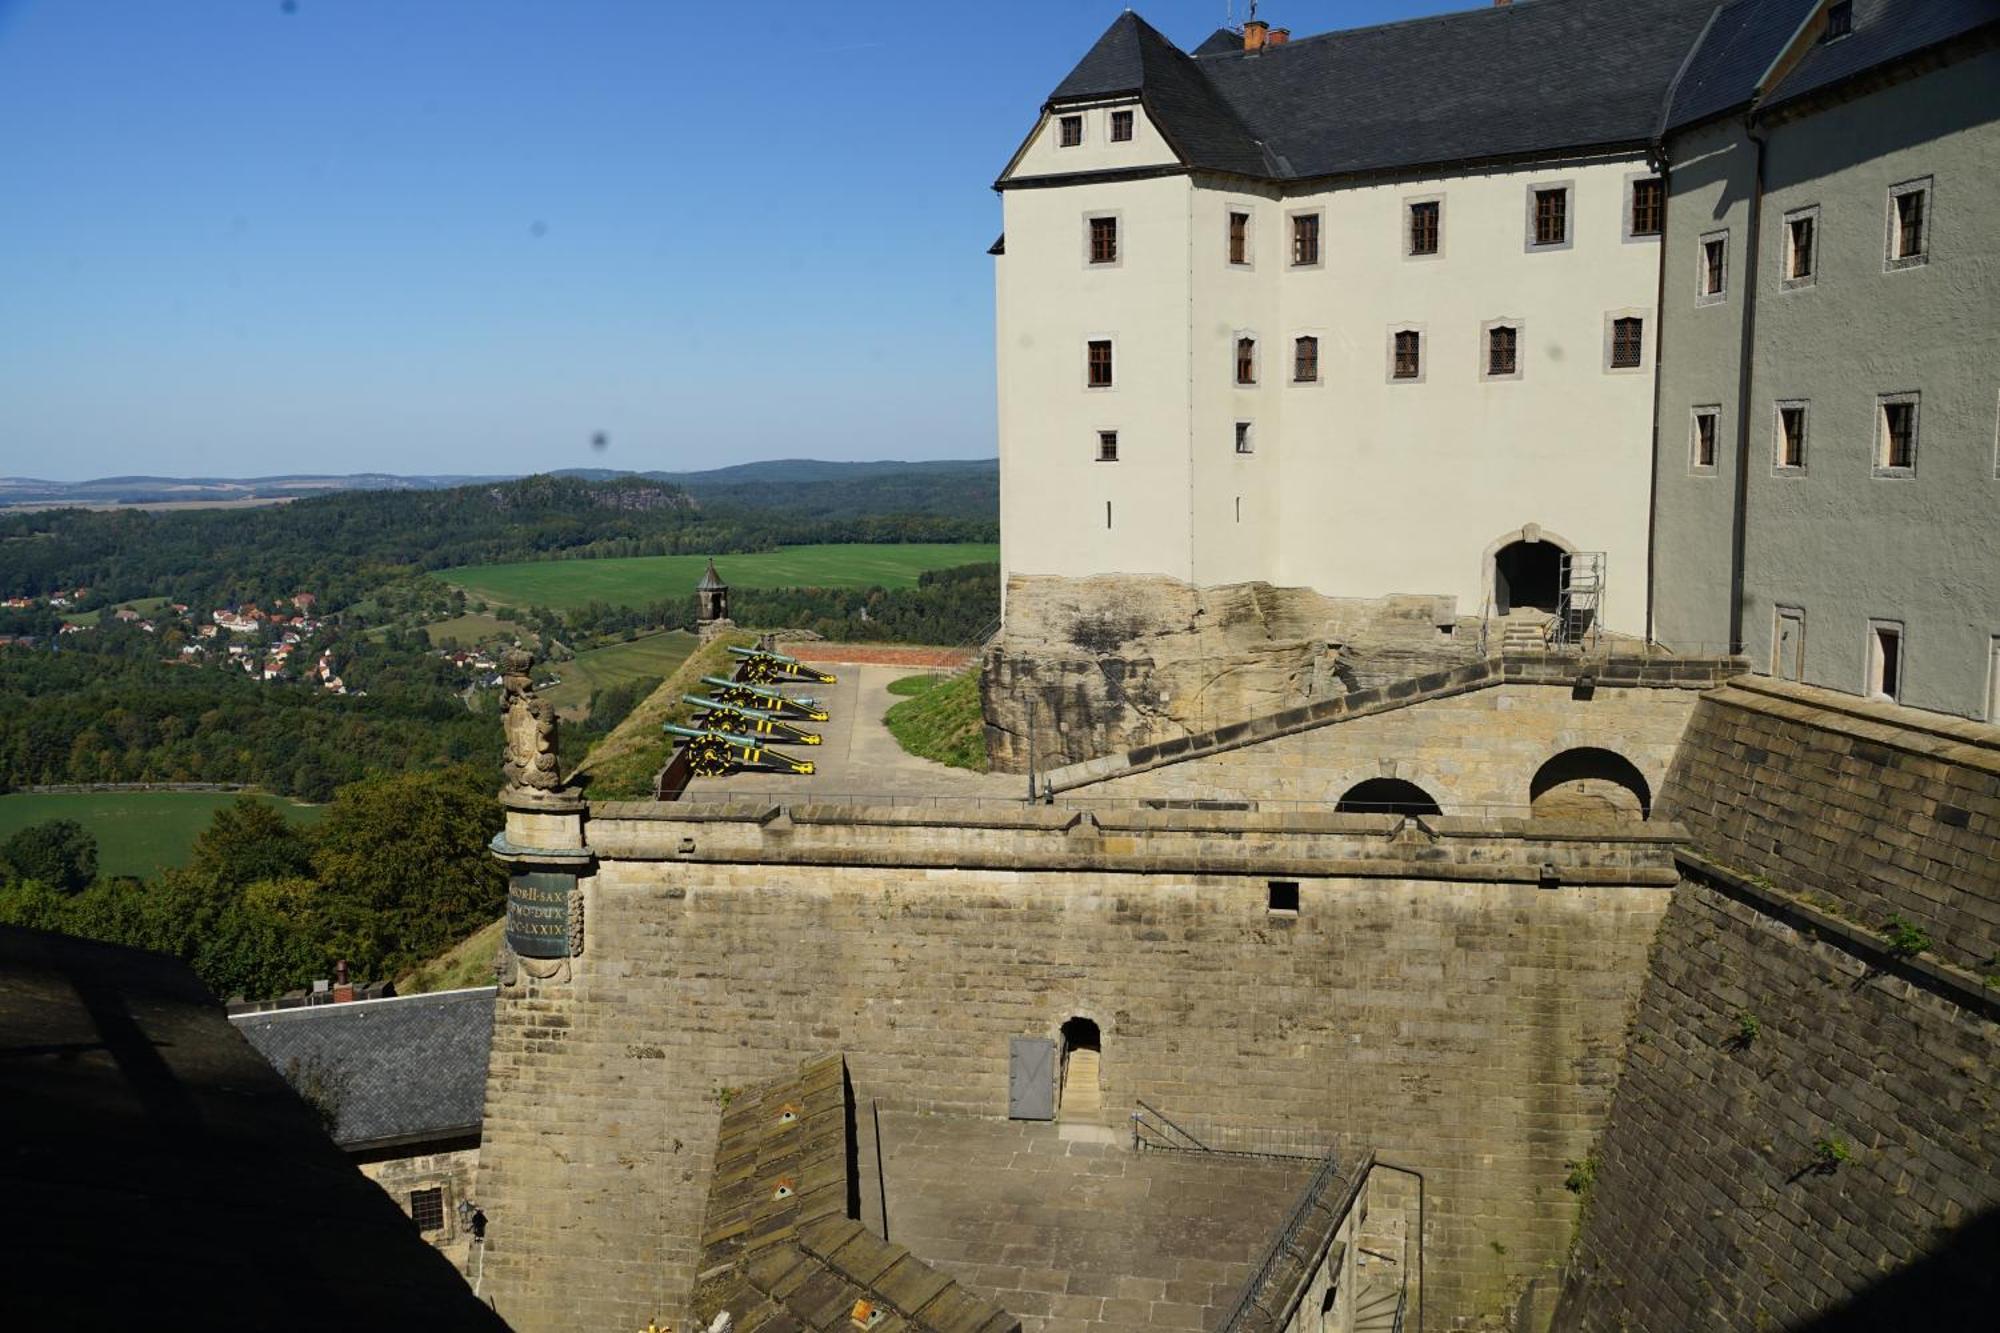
1335;777;1444;817
1530;748;1651;820
1790;1206;2000;1331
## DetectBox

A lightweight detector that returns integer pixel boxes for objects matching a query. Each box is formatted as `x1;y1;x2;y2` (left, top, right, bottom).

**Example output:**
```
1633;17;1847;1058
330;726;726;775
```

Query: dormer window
1109;109;1134;142
1059;114;1083;148
1822;1;1852;42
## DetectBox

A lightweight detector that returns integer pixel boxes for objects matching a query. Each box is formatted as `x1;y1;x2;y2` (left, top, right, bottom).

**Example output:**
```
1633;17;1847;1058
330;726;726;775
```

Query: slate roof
694;1055;1020;1333
1025;0;2000;184
699;557;729;591
1;926;506;1328
232;985;496;1150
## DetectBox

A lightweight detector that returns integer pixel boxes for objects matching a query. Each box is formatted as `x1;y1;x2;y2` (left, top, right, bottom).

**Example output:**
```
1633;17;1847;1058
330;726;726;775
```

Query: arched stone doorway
1335;778;1443;818
1058;1016;1102;1118
1494;540;1562;615
1530;748;1652;821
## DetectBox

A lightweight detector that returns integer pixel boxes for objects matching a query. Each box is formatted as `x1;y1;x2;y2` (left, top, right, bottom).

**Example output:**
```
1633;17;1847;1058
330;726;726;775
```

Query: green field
0;791;326;881
437;543;998;612
422;612;534;649
542;630;698;717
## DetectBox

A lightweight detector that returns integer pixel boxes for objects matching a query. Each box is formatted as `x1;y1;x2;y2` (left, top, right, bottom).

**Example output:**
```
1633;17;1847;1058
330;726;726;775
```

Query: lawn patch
882;672;988;772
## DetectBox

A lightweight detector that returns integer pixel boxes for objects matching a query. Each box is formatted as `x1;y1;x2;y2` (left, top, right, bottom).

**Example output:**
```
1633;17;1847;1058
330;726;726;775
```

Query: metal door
1008;1037;1055;1120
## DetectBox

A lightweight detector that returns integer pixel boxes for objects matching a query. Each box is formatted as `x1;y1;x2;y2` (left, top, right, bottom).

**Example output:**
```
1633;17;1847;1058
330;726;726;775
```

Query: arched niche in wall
1530;747;1652;821
1334;777;1444;818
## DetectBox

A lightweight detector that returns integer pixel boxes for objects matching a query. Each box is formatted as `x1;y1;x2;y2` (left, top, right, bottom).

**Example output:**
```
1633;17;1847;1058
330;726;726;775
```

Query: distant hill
0;459;997;510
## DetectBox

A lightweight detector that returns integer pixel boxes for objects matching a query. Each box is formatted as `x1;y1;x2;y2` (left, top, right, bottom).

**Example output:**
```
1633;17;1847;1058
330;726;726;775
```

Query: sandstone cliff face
982;575;1479;773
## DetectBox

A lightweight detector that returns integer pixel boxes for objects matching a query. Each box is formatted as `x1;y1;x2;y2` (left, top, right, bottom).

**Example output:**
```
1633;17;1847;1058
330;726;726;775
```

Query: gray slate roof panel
1765;0;2000;110
233;986;496;1148
1665;0;1819;131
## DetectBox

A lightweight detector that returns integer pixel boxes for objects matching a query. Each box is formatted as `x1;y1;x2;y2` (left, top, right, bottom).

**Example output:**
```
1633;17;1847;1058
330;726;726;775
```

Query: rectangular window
1610;317;1643;369
1234;421;1253;455
1292;335;1318;384
1869;622;1903;701
1392;330;1421;380
1109;109;1134;142
1788;215;1816;280
411;1188;445;1233
1228;211;1250;266
1488;325;1518;377
1691;408;1719;470
1058;114;1082;147
1235;336;1256;386
1096;430;1118;463
1409;201;1439;256
1879;396;1918;471
1630;178;1664;236
1701;236;1727;298
1086;339;1113;388
1267;881;1300;914
1888;179;1930;266
1823;1;1852;41
1776;403;1807;469
1088;216;1118;265
1291;213;1320;267
1533;188;1567;246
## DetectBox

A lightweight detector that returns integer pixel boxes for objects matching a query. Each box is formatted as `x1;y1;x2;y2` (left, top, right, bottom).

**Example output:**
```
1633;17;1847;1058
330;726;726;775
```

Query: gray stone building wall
359;1145;483;1275
1738;49;2000;719
473;815;1675;1333
1650;117;1756;657
1652;47;2000;720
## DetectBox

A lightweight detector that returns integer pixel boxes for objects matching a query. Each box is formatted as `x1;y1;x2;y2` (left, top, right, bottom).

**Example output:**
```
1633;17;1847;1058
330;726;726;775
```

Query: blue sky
0;1;1462;481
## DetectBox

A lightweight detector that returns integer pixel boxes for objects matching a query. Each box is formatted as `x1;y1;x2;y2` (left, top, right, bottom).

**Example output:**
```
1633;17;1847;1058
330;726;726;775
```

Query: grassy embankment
437;542;998;612
570;629;760;798
0;791;325;880
882;672;989;772
397;918;505;995
540;630;698;717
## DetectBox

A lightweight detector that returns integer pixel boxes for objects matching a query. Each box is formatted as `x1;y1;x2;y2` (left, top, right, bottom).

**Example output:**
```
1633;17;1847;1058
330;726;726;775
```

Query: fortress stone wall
1554;684;2000;1330
474;805;1678;1333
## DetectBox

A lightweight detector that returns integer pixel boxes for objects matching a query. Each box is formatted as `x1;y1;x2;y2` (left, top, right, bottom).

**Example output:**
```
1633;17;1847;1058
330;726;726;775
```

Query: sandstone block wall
1661;677;2000;974
1064;678;1706;817
984;575;1477;772
1553;874;2000;1331
359;1144;482;1274
474;813;1674;1333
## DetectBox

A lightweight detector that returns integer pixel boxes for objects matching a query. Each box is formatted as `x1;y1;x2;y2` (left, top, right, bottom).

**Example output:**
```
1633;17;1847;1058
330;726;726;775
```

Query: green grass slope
541;630;698;717
882;672;989;773
572;630;759;798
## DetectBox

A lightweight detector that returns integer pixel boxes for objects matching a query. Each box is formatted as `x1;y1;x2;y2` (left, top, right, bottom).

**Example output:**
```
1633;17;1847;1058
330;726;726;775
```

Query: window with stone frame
1702;237;1727;297
1096;430;1119;463
1488;325;1518;377
1088;216;1118;265
1533;188;1567;246
1236;336;1257;386
1292;213;1320;267
1691;408;1719;469
1234;421;1254;455
1109;109;1134;142
1409;201;1439;256
1776;404;1807;469
1788;214;1816;280
1293;335;1319;383
1228;211;1250;265
1058;115;1082;147
1086;340;1113;388
1630;178;1664;236
1879;396;1918;471
1610;317;1643;369
1392;330;1421;379
1888;180;1930;265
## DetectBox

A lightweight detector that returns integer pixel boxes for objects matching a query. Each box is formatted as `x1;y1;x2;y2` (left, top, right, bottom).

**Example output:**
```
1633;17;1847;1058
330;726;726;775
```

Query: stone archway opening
1530;748;1652;822
1494;539;1562;615
1059;1016;1102;1118
1335;778;1444;818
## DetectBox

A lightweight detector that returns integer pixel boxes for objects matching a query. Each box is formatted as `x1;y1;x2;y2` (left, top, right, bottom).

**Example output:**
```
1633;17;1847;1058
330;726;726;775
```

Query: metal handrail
1216;1149;1371;1333
1130;1100;1212;1152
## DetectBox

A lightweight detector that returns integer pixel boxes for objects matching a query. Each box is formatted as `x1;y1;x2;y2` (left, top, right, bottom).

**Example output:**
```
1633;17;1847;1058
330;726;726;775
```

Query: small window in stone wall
1267;881;1300;913
411;1187;445;1233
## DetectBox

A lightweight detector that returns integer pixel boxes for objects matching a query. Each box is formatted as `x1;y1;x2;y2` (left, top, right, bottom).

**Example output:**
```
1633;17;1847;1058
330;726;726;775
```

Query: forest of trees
0;774;504;999
0;469;998;607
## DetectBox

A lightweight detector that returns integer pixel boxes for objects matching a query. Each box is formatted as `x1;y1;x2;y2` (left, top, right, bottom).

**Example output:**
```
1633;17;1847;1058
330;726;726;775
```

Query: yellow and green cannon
681;695;822;746
698;676;830;722
728;644;837;685
663;723;816;777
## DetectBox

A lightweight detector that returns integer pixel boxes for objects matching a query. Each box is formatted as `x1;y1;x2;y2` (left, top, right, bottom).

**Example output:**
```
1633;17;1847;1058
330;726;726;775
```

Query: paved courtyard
856;1112;1313;1333
683;662;1020;802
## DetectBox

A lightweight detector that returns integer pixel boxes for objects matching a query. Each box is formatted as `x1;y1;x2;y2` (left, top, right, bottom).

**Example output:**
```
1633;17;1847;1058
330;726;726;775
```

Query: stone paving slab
859;1112;1313;1333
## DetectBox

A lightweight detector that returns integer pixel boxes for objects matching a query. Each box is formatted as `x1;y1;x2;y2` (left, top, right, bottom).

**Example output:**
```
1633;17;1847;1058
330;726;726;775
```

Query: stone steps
1353;1278;1404;1332
1062;1049;1101;1114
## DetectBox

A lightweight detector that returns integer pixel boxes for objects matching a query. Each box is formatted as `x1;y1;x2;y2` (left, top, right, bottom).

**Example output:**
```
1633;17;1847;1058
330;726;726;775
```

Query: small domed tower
695;558;730;626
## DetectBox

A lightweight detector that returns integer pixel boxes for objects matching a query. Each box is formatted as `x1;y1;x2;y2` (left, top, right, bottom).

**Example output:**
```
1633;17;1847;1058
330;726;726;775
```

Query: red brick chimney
332;958;354;1004
1244;19;1269;51
1269;28;1291;46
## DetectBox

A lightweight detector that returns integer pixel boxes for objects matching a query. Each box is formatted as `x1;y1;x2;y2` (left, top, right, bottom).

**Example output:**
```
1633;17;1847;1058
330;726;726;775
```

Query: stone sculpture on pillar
501;649;563;796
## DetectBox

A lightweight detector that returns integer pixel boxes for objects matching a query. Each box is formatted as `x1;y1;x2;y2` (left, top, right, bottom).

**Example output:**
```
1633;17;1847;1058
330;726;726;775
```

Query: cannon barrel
682;694;776;721
699;676;827;713
728;645;837;683
730;644;804;667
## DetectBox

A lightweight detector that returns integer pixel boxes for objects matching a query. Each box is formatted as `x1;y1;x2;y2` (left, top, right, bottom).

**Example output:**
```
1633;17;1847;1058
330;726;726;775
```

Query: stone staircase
1061;1049;1101;1115
1500;611;1552;653
1352;1277;1404;1332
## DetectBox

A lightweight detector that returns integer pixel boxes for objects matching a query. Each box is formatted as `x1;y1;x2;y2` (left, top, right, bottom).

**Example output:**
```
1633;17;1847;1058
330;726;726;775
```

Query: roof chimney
1243;19;1269;51
332;959;354;1004
1269;28;1290;46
